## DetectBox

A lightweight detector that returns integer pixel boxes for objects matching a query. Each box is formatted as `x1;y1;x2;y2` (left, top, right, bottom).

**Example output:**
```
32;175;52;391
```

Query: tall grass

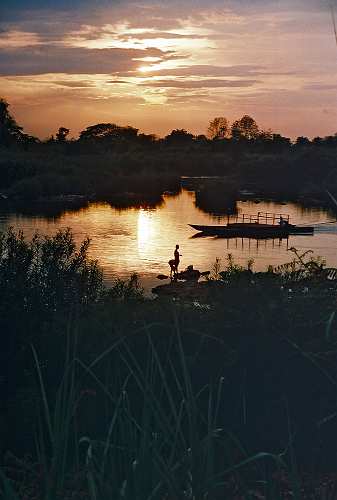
1;321;296;500
5;303;337;499
1;231;337;497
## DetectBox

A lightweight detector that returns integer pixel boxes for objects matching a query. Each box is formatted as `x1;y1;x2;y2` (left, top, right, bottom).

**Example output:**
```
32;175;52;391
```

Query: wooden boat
189;212;314;237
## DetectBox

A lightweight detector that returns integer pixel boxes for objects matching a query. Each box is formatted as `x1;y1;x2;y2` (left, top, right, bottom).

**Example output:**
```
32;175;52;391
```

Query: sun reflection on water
137;209;155;256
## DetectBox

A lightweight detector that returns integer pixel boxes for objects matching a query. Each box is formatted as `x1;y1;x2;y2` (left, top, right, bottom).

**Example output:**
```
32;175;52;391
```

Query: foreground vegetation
1;228;337;498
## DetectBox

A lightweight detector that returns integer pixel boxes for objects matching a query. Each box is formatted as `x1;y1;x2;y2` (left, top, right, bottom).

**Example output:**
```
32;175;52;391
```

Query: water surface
1;189;337;290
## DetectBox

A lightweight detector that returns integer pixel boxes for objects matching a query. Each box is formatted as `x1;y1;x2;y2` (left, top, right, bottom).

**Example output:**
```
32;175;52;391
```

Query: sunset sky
1;0;337;139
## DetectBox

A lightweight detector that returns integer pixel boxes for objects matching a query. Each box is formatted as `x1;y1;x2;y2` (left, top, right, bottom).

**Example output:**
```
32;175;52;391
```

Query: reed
0;231;337;498
3;315;334;499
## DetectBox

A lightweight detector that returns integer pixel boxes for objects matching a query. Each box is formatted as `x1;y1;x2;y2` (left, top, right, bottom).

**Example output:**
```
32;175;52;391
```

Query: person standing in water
174;244;181;273
168;244;182;279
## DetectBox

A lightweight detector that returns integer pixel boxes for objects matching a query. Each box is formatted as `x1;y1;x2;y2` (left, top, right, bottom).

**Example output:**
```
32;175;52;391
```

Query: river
1;187;337;291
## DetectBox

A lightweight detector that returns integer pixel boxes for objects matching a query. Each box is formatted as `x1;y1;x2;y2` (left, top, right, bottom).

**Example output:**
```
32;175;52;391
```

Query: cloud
0;1;120;22
2;0;330;12
166;95;217;105
1;0;336;140
106;80;132;84
133;64;269;78
0;45;173;76
0;30;41;48
52;80;96;88
139;78;259;88
303;83;337;91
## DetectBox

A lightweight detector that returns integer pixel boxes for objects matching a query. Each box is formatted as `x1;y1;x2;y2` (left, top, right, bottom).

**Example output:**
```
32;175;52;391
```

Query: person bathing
168;244;181;279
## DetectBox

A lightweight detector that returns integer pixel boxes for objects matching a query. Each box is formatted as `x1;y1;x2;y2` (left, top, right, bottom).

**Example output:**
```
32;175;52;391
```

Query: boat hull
189;224;314;237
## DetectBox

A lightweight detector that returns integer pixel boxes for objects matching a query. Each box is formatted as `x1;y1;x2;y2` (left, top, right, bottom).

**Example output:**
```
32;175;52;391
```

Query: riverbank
1;229;337;498
1;143;337;211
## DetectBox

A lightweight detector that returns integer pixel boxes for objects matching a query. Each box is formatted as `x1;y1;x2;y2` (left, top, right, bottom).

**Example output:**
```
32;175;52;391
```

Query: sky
0;0;337;139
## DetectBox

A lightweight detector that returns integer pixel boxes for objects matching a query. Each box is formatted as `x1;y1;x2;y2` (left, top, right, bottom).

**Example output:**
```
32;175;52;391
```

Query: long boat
189;212;314;237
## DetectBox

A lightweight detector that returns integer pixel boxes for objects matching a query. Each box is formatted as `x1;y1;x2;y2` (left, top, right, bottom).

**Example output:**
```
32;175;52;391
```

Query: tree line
1;97;337;149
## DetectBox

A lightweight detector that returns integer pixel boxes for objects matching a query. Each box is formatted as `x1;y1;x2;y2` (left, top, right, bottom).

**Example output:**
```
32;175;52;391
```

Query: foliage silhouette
0;97;336;210
2;244;337;497
56;127;70;142
79;123;139;143
207;116;230;139
164;128;195;145
0;99;24;147
231;115;260;141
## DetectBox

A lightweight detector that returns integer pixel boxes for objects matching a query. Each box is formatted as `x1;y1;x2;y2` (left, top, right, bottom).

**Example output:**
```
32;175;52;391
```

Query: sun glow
138;65;152;73
137;209;155;255
134;56;162;63
137;59;190;74
64;22;214;53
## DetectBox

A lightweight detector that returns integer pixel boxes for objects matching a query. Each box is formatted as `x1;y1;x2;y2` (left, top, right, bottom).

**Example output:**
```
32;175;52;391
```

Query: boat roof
230;212;290;224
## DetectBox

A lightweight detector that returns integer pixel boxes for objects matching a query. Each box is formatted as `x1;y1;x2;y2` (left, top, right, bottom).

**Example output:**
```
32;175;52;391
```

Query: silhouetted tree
165;129;194;145
56;127;70;142
207;117;229;139
0;98;24;147
195;134;209;143
312;136;323;146
296;136;311;146
137;133;158;146
79;123;138;142
322;134;337;147
258;129;273;141
271;133;291;147
231;115;259;140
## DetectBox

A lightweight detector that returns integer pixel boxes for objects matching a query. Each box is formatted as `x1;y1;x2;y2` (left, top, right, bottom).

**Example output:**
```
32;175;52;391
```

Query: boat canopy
229;212;290;225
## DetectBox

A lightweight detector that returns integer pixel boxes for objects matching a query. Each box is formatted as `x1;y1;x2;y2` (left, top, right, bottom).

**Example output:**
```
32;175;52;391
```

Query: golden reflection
137;209;155;255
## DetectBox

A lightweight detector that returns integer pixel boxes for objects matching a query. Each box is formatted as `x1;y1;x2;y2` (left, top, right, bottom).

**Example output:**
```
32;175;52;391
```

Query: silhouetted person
174;244;181;272
168;259;176;279
168;244;181;280
279;216;289;227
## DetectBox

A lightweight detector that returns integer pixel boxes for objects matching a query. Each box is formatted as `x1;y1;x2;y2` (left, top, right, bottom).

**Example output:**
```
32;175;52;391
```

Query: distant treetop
56;127;70;142
79;123;139;142
231;115;260;141
165;129;195;144
207;117;229;140
1;97;337;150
